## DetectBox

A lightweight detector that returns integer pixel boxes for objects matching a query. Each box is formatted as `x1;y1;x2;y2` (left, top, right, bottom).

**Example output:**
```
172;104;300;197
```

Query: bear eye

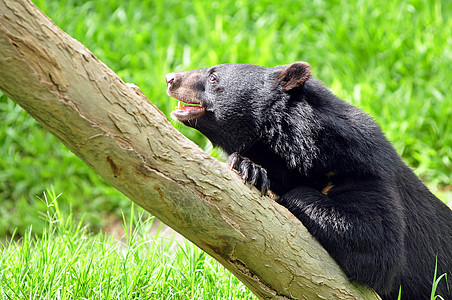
209;74;217;83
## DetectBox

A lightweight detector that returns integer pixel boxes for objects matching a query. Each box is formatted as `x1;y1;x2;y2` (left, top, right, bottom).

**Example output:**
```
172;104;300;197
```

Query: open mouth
170;98;206;122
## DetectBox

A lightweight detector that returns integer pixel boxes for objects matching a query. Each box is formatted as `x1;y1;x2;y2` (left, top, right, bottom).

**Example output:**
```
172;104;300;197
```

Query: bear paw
227;152;270;196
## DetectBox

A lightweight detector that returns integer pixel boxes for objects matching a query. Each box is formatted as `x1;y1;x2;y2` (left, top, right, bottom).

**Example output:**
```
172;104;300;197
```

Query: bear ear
277;62;311;92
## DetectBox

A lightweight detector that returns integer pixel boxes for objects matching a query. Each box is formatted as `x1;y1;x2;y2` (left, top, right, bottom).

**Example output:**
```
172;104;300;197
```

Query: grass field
0;0;451;298
0;192;255;299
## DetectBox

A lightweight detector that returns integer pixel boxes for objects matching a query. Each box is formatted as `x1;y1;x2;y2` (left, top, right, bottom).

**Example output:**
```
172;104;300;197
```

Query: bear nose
166;73;175;86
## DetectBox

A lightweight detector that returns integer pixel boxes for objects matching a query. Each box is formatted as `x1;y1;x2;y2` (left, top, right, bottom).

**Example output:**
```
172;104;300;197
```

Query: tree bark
0;1;380;299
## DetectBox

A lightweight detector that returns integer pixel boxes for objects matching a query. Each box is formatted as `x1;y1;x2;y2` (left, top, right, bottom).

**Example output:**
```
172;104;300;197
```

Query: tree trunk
0;1;380;299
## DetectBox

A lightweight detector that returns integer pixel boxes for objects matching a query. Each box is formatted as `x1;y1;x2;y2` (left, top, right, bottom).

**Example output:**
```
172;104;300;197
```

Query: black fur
166;62;452;299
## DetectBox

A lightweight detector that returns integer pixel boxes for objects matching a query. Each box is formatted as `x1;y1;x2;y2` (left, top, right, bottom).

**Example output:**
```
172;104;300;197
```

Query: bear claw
227;152;270;196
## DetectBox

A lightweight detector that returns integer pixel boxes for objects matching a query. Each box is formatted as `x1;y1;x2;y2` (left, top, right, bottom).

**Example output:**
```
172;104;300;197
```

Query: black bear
166;62;452;300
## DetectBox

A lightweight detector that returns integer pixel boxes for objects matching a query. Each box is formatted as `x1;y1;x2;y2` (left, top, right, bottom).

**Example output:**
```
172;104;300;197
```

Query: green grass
0;192;255;299
1;192;448;299
430;257;449;300
396;257;449;300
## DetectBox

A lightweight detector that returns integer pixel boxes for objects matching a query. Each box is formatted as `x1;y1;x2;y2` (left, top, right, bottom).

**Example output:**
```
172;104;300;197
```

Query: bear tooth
175;101;183;110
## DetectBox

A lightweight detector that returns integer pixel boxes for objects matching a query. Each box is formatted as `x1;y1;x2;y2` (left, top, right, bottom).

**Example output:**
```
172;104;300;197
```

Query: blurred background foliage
0;0;451;237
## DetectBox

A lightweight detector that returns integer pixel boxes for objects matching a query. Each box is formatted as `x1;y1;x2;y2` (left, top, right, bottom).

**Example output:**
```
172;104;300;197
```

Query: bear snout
166;73;175;86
